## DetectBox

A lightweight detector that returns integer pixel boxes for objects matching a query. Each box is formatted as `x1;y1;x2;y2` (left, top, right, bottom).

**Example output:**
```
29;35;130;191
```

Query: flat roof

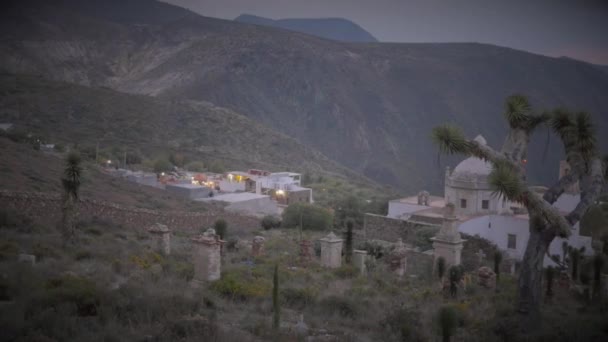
390;195;445;208
166;183;207;190
196;192;269;203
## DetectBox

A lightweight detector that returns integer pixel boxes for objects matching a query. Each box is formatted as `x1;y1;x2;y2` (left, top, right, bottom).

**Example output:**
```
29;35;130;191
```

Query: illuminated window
508;234;517;249
482;200;489;210
460;199;467;208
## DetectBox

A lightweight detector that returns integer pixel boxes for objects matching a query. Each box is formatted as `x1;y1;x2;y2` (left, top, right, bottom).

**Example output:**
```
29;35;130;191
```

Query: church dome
449;135;493;184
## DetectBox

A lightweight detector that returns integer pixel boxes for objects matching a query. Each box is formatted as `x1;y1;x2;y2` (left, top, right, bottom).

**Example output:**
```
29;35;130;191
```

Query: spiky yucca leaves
504;95;532;129
574;111;596;163
62;152;82;200
431;125;471;155
503;95;549;132
488;162;524;202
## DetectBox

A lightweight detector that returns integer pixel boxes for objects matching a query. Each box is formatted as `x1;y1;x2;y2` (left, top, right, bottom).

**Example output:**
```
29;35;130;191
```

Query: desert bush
30;274;101;317
185;161;205;172
261;215;281;230
380;306;425;342
153;158;172;173
281;287;318;309
0;240;19;261
214;219;227;239
282;203;333;231
159;316;219;341
334;265;358;279
319;295;359;318
211;272;271;301
74;250;93;261
32;242;61;261
357;240;390;259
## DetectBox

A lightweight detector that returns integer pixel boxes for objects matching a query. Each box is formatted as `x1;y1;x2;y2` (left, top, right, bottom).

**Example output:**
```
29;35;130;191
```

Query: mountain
234;14;378;43
2;0;608;194
0;73;366;183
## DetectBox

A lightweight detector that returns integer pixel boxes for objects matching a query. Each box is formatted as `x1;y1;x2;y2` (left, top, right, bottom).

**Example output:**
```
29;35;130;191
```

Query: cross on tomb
476;249;487;265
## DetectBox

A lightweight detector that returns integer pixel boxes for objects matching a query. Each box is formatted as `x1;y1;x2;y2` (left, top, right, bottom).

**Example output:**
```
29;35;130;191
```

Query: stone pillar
431;204;465;268
252;236;265;257
300;239;313;264
319;232;343;268
353;249;368;275
148;223;171;256
191;229;222;283
387;239;408;277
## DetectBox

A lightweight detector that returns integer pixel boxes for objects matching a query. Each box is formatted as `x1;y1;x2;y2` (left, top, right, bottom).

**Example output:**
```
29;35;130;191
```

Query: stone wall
0;190;260;232
363;213;439;244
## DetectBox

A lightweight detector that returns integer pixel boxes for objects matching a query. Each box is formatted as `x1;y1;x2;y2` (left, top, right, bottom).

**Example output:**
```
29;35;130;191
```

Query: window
460;199;467;208
482;200;489;210
508;234;517;249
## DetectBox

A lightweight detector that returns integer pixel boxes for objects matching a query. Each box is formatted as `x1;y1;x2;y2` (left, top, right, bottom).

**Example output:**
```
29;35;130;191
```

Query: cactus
272;264;280;330
437;257;446;280
345;220;354;264
545;266;555;298
494;251;503;282
437;305;458;342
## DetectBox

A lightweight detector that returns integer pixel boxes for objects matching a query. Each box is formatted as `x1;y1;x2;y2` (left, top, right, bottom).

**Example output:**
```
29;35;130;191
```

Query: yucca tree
61;152;82;243
432;95;606;324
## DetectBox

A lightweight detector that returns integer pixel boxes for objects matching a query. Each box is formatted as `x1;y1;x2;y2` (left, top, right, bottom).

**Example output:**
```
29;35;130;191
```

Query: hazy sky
164;0;608;65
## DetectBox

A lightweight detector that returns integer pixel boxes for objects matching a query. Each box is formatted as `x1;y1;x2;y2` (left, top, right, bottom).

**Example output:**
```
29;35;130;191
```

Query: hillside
2;0;608;193
234;14;378;42
0;136;209;212
0;74;374;185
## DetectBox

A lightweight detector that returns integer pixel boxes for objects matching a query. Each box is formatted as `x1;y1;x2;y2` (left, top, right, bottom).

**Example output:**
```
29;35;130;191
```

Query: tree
61;152;82;244
448;265;464;299
592;254;605;297
261;215;281;230
437;305;458;342
432;95;606;323
344;220;354;264
545;266;555;298
494;251;503;285
272;264;280;331
214;219;227;240
437;256;446;281
153;158;172;173
570;247;582;281
335;195;363;228
282;203;333;231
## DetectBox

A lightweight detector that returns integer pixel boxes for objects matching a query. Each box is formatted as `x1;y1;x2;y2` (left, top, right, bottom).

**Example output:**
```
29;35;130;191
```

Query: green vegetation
214;219;227;240
272;264;280;331
282;203;333;231
61;152;82;243
437;305;458;342
153;158;172;173
261;215;281;230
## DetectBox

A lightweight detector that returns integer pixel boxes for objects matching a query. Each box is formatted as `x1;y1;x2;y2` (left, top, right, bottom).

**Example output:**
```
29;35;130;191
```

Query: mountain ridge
234;14;378;43
2;0;608;194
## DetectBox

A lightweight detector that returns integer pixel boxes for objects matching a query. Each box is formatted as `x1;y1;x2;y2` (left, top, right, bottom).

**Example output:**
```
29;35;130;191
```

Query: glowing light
276;189;285;196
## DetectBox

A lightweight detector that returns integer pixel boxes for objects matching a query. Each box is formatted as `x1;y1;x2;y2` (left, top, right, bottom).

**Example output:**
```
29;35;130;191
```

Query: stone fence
0;190;260;232
363;213;440;244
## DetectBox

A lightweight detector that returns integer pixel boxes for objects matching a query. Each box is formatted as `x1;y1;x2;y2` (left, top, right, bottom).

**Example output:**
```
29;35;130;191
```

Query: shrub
34;275;101;317
281;287;317;310
281;203;333;231
261;215;281;230
213;219;227;239
380;306;425;342
319;295;358;318
0;240;19;261
185;161;205;172
437;305;458;342
334;265;358;279
153;158;172;173
211;272;270;301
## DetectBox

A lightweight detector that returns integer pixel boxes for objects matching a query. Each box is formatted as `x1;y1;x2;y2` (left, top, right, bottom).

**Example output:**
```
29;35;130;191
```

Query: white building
383;134;593;265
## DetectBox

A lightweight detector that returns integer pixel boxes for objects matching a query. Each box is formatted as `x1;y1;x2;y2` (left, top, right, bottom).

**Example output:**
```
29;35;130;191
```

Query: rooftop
166;183;208;190
390;195;445;208
196;192;269;203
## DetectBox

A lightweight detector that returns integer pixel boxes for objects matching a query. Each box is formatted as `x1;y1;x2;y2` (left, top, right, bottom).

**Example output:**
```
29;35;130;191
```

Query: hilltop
2;0;608;193
234;14;378;42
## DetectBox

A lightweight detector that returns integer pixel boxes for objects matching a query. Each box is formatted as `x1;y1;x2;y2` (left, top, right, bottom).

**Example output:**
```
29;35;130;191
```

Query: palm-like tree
432;95;606;325
61;152;82;243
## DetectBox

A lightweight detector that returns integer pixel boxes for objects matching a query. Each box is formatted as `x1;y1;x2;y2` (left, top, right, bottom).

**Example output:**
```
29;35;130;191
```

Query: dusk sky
165;0;608;65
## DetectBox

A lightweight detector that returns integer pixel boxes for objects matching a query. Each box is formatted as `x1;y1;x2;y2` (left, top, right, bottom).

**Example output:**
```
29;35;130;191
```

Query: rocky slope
2;0;608;193
234;14;378;42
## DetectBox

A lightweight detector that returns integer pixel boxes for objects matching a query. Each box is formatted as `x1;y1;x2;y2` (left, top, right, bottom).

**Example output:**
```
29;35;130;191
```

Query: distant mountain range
1;0;607;194
234;14;378;43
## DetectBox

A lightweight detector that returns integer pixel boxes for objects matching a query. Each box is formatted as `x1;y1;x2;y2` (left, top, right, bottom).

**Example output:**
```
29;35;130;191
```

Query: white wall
219;180;246;192
225;197;280;217
458;215;593;264
387;202;427;218
444;187;501;216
